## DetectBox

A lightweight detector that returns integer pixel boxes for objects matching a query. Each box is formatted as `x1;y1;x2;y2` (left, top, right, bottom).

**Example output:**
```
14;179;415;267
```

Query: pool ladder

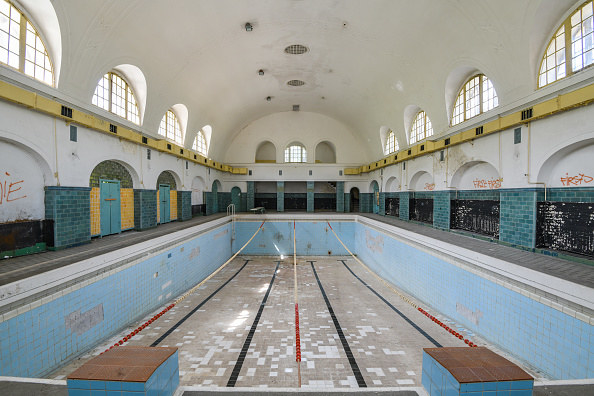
227;204;235;242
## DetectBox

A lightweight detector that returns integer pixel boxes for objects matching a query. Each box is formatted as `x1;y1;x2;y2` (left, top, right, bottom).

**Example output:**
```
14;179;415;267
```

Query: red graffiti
424;183;435;191
0;172;27;204
473;177;503;189
560;173;593;186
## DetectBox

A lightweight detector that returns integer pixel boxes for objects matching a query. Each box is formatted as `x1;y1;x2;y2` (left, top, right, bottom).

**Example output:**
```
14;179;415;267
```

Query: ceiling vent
284;44;308;55
287;79;306;87
293;105;300;111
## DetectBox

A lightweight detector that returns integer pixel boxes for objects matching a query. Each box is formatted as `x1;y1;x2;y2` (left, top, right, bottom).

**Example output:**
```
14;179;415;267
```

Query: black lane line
151;259;251;347
227;261;280;387
339;260;442;348
309;261;367;388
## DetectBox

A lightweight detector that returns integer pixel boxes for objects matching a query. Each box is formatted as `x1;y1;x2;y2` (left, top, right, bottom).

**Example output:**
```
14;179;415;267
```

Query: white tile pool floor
49;256;531;389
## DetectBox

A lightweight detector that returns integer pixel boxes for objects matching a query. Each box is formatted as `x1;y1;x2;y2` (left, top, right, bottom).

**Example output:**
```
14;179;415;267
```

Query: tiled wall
121;188;134;230
177;191;192;221
433;191;453;230
499;189;542;248
0;222;232;377
233;220;353;256
277;181;284;212
89;161;133;189
336;182;344;212
247;181;255;211
355;221;592;380
546;187;594;203
399;191;410;219
169;190;178;221
90;187;100;236
134;189;157;231
45;186;91;249
307;181;314;212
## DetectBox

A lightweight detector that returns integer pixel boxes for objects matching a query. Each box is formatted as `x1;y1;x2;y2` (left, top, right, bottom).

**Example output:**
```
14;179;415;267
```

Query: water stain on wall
213;229;228;240
65;304;104;336
365;230;384;253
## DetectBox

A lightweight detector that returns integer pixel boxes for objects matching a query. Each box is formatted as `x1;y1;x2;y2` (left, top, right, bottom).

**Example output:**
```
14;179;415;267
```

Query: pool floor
49;255;512;389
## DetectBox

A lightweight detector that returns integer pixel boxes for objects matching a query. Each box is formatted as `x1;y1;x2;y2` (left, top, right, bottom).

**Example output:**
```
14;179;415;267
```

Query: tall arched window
451;74;498;126
384;130;399;154
92;72;140;124
538;1;593;87
158;109;183;144
0;0;54;85
192;131;207;155
409;111;433;144
284;144;307;163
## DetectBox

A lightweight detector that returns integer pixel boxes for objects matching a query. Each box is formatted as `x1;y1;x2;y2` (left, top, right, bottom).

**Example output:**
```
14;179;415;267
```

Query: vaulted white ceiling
48;0;578;160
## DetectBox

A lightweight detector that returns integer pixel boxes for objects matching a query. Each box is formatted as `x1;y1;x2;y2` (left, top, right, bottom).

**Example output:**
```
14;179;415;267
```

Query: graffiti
473;177;503;189
424;183;435;191
0;172;27;204
560;173;593;186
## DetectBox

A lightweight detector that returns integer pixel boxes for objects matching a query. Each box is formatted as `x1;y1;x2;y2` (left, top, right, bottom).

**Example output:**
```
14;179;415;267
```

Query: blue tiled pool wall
354;222;593;380
233;221;353;256
0;223;232;378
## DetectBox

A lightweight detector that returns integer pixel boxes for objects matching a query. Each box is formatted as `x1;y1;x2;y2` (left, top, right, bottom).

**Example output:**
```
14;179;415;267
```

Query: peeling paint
189;246;200;259
65;304;104;336
213;229;228;240
456;302;483;326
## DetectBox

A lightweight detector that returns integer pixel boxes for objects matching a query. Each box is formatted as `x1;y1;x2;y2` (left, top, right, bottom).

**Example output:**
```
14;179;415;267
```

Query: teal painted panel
100;180;120;236
159;184;170;223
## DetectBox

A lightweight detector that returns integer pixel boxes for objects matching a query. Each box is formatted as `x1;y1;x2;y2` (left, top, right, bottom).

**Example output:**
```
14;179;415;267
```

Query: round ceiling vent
287;79;306;87
284;44;308;55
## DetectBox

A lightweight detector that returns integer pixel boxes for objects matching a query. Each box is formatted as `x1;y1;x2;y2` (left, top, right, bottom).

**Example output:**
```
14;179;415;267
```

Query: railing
227;204;235;241
451;200;500;238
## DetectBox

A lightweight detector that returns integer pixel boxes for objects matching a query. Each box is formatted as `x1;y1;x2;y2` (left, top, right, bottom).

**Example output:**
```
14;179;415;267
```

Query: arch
537;138;594;187
191;176;206;205
349;187;360;213
89;160;133;188
385;176;400;192
369;180;379;193
284;142;307;163
0;138;50;221
202;125;212;153
230;186;241;209
409;170;435;191
450;160;502;190
409;110;433;144
403;105;421;144
212;179;222;193
156;170;180;190
192;130;208;156
255;140;277;163
315;141;336;163
87;159;140;189
158;109;183;145
369;180;380;214
0;135;53;184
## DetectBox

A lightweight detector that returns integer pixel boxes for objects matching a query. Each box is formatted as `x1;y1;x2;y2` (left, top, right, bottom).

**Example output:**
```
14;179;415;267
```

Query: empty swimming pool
0;214;592;391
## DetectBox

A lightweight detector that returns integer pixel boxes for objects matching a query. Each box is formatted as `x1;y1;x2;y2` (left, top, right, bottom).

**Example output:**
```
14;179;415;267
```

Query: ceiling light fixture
266;96;271;101
258;69;264;76
245;22;253;32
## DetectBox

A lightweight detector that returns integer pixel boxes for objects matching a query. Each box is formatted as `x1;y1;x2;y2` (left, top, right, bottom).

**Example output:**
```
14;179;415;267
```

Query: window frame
538;1;594;88
284;144;307;163
92;71;140;125
409;111;433;145
451;74;498;126
384;130;399;154
158;109;183;145
192;130;208;155
0;0;54;85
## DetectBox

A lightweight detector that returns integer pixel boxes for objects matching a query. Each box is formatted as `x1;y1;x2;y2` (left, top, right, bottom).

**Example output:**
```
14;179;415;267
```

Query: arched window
92;72;140;124
538;1;593;87
158;109;183;144
409;111;433;144
192;131;207;155
284;144;307;163
0;0;54;85
384;130;399;154
451;74;498;126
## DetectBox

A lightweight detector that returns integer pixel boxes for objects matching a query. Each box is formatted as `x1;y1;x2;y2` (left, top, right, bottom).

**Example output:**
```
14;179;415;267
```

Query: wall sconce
245;22;253;31
258;69;264;76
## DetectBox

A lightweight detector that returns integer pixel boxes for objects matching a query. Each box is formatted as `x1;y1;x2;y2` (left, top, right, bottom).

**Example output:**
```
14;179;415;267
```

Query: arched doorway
231;186;241;211
370;180;379;214
350;187;360;212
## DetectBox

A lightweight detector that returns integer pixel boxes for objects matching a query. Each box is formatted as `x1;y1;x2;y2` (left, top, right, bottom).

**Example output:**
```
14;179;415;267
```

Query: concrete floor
51;256;478;389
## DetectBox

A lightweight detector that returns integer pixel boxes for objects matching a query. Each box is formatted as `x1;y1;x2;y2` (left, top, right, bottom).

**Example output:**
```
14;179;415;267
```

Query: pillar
134;189;158;230
336;181;345;212
45;186;91;249
277;181;284;212
307;181;314;212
